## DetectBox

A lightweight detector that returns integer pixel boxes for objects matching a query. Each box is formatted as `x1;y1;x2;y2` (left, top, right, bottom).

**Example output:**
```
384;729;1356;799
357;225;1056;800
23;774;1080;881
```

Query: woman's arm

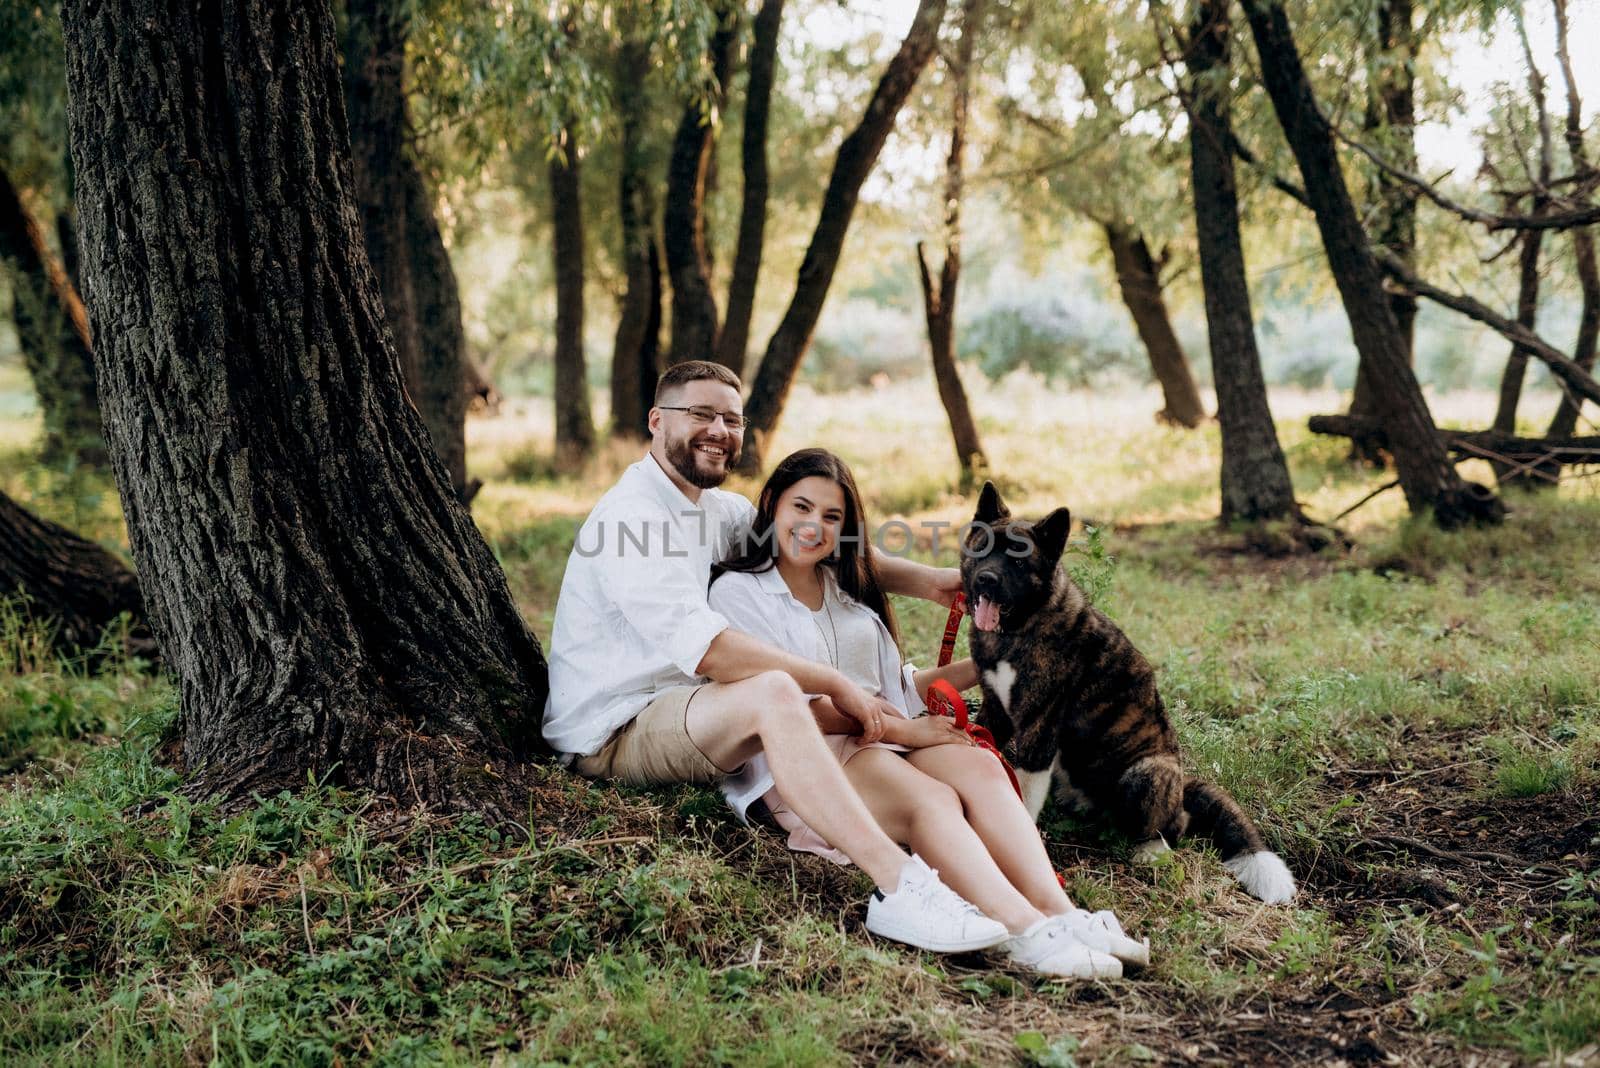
910;657;980;702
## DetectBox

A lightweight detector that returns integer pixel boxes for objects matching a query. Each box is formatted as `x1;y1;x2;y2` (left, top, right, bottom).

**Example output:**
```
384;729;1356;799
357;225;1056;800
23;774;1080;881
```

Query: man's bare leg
685;671;910;891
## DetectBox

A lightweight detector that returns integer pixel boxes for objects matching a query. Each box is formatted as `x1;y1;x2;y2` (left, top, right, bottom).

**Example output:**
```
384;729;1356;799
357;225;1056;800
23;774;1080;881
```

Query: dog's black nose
973;570;999;592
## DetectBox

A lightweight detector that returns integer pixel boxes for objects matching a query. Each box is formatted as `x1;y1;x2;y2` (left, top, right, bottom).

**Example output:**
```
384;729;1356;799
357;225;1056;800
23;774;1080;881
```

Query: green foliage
961;288;1144;387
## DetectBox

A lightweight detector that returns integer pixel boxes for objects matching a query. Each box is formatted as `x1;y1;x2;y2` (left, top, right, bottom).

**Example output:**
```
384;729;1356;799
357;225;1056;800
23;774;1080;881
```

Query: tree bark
1103;222;1206;429
918;0;985;476
738;0;948;473
550;120;597;468
1243;0;1502;528
1491;228;1544;435
1546;0;1597;440
62;0;548;809
0;162;106;468
1348;0;1417;461
665;9;738;367
344;0;470;500
610;37;665;441
0;488;151;661
714;0;784;376
1184;0;1299;524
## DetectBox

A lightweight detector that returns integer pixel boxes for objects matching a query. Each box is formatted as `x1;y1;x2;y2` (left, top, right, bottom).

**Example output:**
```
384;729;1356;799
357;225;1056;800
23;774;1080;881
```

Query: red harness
923;593;1024;800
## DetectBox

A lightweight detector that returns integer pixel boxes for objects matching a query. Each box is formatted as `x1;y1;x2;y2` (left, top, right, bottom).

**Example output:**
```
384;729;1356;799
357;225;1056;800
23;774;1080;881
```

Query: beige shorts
573;684;728;785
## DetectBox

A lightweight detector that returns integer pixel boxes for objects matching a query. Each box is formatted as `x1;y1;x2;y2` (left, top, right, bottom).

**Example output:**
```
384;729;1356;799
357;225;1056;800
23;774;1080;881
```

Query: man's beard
664;431;740;489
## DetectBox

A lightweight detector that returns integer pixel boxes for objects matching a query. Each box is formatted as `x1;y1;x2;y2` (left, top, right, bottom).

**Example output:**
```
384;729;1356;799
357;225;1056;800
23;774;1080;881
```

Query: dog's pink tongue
973;596;1001;632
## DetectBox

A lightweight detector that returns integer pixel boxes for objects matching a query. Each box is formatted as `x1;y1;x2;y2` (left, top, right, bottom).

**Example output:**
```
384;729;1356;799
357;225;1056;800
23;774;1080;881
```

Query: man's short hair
655;360;742;404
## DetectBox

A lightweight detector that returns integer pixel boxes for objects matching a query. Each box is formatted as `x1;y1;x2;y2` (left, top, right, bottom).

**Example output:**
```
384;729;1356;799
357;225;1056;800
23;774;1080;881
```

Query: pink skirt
760;733;910;866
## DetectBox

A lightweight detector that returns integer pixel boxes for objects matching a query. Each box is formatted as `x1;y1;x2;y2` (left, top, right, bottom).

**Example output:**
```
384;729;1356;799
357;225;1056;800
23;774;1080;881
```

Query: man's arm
877;555;962;605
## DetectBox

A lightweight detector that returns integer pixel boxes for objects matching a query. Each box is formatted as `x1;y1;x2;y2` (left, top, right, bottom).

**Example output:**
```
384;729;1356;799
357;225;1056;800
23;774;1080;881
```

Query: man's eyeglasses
658;405;747;431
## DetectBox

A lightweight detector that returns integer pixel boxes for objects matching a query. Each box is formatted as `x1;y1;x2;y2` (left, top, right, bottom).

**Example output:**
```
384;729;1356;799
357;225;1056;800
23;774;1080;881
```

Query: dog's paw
1223;850;1297;904
1130;836;1171;864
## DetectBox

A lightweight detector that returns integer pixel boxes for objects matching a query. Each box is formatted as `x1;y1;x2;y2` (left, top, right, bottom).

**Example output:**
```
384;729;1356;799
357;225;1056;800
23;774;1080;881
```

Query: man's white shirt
541;453;756;756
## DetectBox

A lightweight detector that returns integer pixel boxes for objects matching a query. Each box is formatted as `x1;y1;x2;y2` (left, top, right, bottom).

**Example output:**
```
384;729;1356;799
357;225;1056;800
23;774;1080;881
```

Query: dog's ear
975;481;1009;524
1031;507;1072;564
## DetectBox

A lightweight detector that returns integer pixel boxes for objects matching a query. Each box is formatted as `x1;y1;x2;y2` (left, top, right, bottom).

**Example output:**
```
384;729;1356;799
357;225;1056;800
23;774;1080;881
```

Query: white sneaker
865;856;1010;953
1003;916;1123;979
1058;908;1151;969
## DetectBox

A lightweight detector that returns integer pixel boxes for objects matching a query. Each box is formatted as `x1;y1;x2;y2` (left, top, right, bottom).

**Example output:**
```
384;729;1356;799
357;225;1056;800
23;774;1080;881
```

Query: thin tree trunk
714;0;784;376
0;488;151;662
918;0;985;476
62;0;548;808
611;37;664;440
0;162;106;468
1103;222;1206;429
1348;0;1417;462
1242;0;1502;528
1185;0;1299;524
551;121;596;468
403;161;472;500
1492;228;1544;436
1546;0;1597;440
665;10;738;367
344;0;469;499
738;0;948;473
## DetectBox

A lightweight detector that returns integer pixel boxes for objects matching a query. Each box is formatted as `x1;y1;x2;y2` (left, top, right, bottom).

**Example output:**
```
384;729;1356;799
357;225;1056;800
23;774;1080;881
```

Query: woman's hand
882;714;977;750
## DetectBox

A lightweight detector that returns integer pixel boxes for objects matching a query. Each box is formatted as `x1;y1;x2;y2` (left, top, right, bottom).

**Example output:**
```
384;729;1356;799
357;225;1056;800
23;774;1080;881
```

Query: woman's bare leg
907;745;1075;917
844;748;1046;933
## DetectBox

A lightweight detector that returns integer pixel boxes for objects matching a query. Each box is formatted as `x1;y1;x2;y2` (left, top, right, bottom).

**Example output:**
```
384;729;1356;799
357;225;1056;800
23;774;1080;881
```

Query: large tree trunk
918;0;985;477
1243;0;1502;528
1185;0;1299;524
0;162;106;468
665;11;738;367
550;121;597;469
1492;228;1545;436
714;0;784;376
610;37;665;441
344;0;470;499
1103;222;1206;429
1347;0;1417;455
0;488;151;661
62;0;548;809
737;0;947;473
1546;0;1597;440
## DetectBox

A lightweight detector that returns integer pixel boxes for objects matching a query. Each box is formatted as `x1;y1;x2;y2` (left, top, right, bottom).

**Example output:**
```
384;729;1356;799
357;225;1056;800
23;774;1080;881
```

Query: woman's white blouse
707;565;925;821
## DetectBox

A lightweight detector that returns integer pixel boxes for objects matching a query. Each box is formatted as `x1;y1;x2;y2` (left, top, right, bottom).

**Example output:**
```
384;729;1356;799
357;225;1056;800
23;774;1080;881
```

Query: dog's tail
1181;779;1296;904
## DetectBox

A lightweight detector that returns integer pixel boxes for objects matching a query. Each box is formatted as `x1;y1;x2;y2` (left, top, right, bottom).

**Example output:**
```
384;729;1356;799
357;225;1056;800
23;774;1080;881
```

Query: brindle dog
960;482;1296;904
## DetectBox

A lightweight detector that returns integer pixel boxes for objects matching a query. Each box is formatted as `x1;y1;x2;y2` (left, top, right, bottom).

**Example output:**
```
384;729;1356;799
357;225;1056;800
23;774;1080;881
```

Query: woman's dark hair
711;447;898;645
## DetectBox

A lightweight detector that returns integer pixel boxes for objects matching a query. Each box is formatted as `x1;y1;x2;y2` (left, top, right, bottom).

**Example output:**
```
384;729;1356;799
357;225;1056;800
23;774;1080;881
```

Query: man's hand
882;714;977;750
830;682;900;743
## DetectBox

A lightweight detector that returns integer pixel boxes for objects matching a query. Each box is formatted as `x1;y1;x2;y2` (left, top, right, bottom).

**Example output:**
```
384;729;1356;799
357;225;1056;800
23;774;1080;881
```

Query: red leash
925;593;1023;800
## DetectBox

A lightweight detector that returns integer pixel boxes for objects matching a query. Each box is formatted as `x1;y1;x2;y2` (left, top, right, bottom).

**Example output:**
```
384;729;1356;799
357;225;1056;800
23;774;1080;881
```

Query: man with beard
543;361;1008;953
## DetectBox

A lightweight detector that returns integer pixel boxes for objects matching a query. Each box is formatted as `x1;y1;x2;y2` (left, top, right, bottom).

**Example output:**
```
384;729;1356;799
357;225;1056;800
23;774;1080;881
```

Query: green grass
2;378;1598;1064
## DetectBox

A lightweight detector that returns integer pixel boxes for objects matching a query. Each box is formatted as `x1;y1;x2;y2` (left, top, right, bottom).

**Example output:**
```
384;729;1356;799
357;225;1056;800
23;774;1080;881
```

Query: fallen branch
1309;413;1600;471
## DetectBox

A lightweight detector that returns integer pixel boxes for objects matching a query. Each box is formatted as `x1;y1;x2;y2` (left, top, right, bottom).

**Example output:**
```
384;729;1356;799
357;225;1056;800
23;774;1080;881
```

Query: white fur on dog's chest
982;661;1017;713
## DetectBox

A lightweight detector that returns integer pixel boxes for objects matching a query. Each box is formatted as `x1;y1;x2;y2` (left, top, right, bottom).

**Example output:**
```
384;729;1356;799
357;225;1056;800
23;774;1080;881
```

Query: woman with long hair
709;448;1148;980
